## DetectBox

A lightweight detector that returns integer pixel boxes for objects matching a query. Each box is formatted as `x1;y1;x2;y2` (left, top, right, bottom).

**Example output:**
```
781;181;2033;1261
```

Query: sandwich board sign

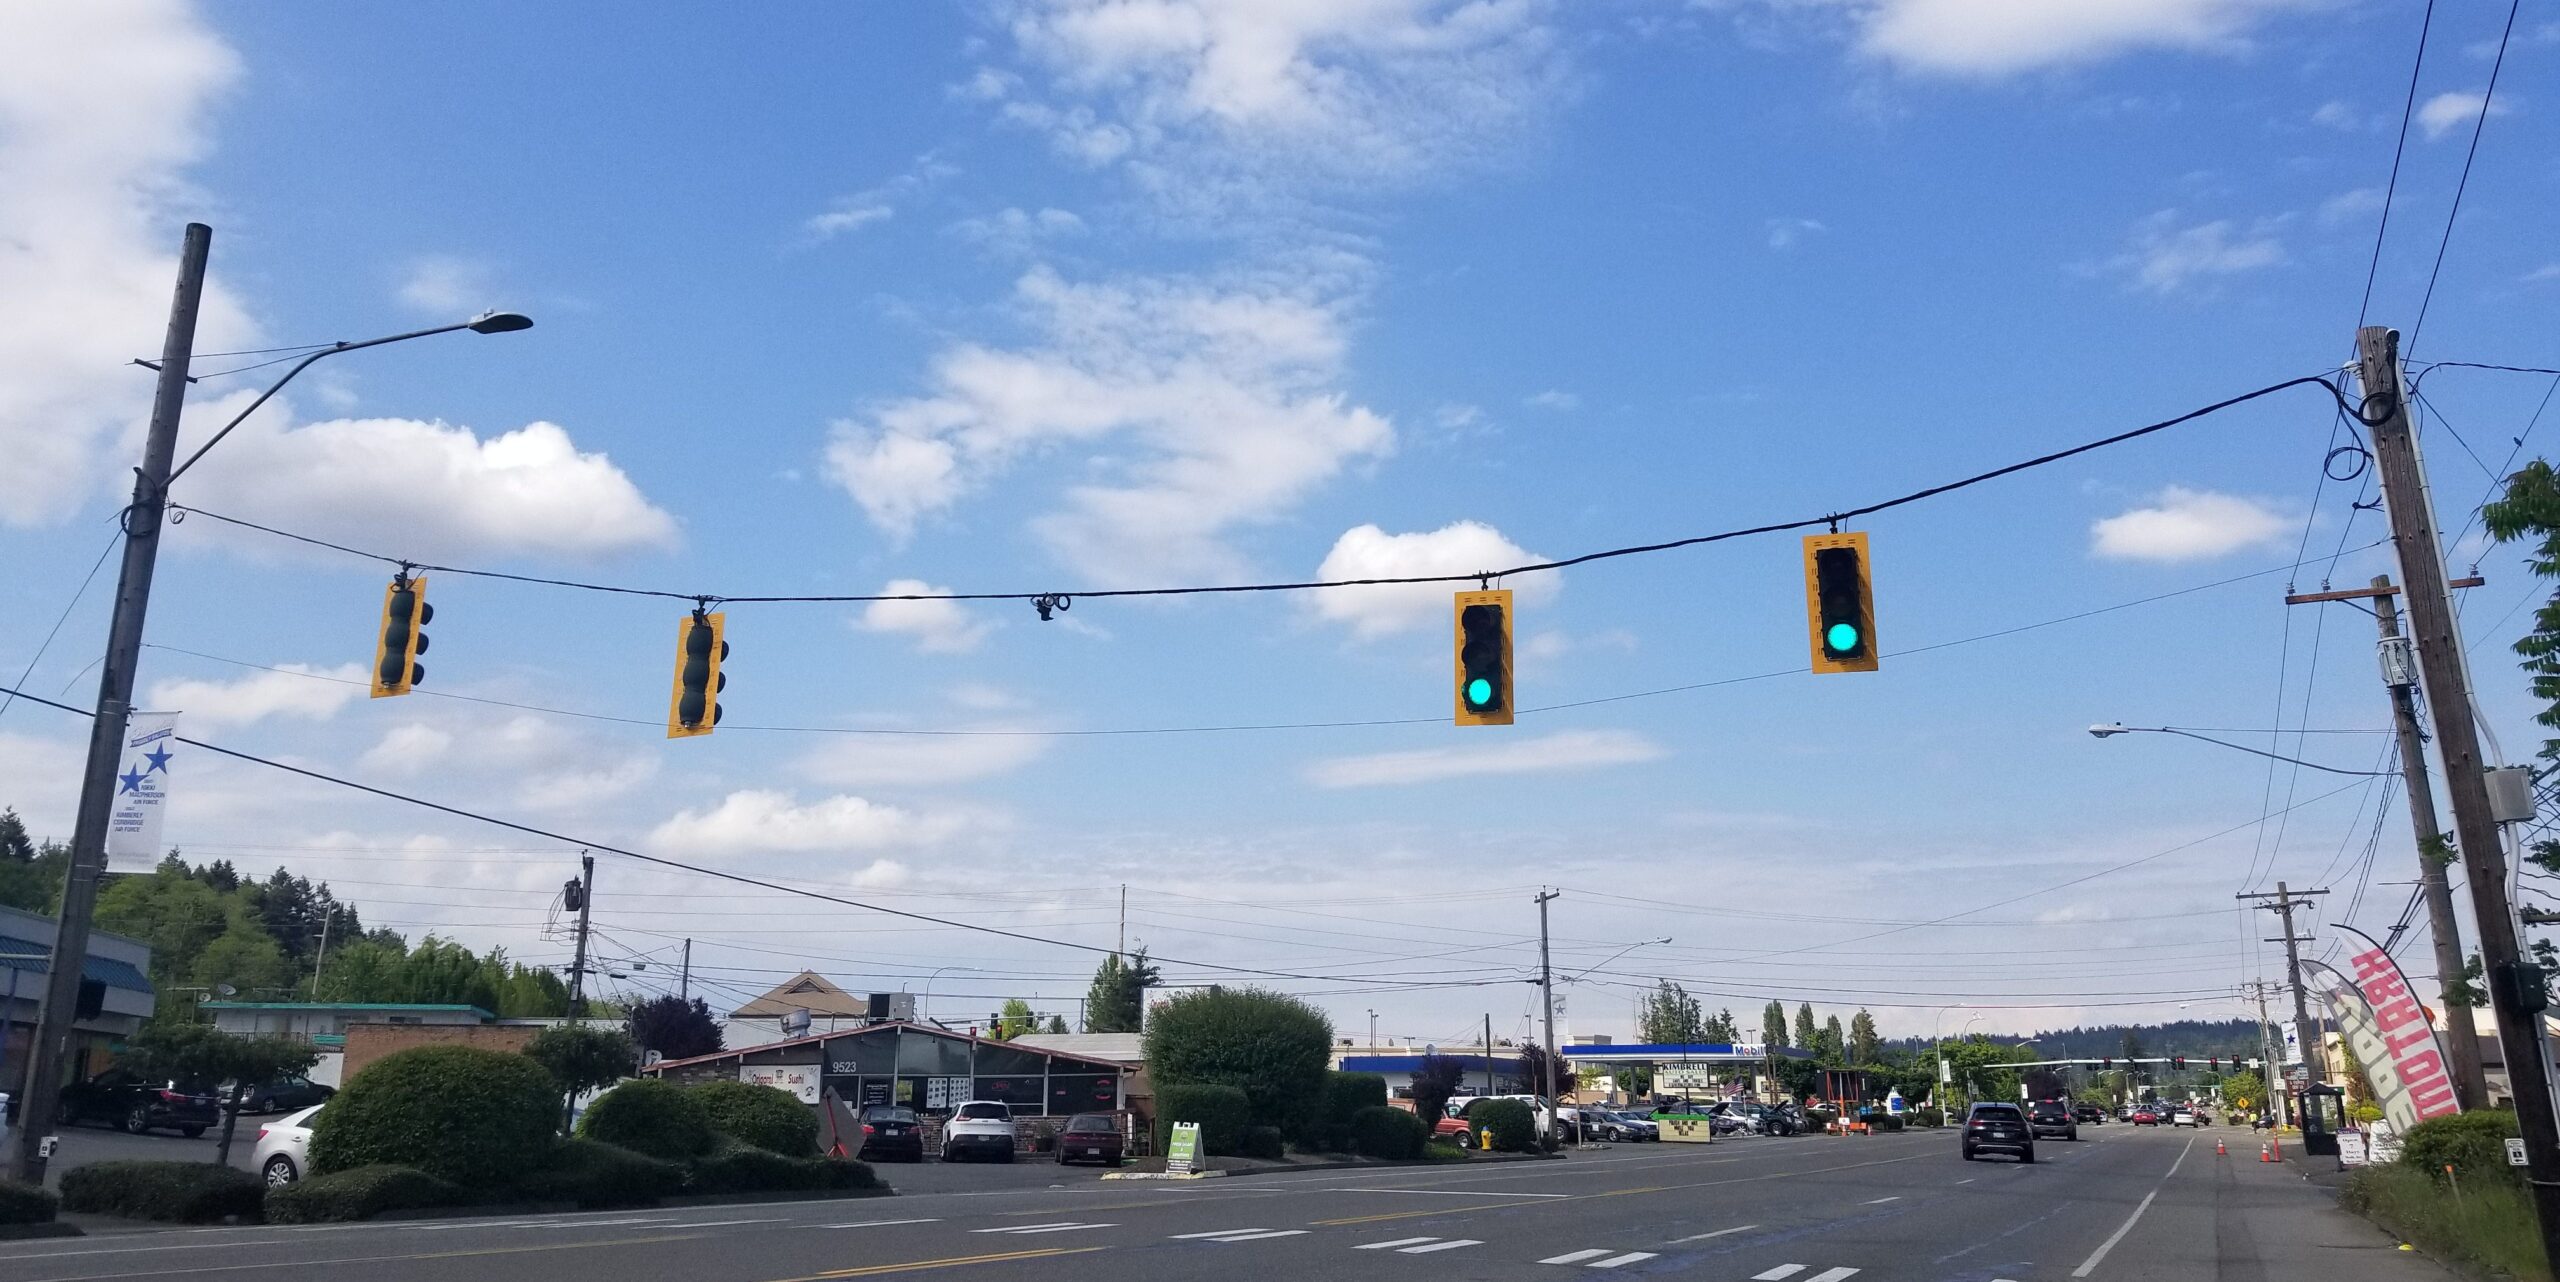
1167;1121;1202;1175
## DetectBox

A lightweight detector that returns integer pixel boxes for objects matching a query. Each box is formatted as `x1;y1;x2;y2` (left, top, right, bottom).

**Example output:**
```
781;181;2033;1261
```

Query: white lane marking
652;1217;789;1229
1172;1229;1263;1239
1754;1268;1808;1281
1399;1239;1483;1254
1357;1237;1442;1250
972;1222;1082;1233
1669;1225;1758;1244
1542;1249;1613;1264
1806;1270;1862;1282
823;1219;942;1229
1957;1178;1977;1185
1326;1187;1571;1198
1201;1229;1308;1242
2072;1133;2196;1278
992;1222;1117;1235
1863;1196;1901;1204
1592;1252;1659;1268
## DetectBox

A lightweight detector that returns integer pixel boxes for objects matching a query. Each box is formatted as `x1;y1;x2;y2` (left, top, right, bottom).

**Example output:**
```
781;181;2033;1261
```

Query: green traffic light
1826;622;1861;652
1466;677;1494;708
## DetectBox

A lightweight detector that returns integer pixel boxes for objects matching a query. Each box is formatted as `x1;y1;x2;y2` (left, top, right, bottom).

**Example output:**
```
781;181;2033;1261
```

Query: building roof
0;931;155;995
199;1002;496;1019
1336;1054;1514;1074
730;971;872;1018
1013;1032;1144;1063
645;1020;1133;1074
1560;1042;1816;1062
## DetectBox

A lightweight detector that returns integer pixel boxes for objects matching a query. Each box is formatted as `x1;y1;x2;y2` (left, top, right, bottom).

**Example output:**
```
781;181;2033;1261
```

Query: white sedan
252;1104;323;1185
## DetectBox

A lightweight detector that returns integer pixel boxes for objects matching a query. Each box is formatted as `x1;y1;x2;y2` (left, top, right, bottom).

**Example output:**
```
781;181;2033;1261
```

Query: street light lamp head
2088;723;2129;738
466;310;534;334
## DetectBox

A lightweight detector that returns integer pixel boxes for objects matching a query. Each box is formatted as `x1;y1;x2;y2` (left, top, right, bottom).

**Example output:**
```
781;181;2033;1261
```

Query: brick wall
342;1022;537;1082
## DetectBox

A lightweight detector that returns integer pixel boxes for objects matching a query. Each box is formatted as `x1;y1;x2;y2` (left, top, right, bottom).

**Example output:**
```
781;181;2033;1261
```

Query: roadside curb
1100;1170;1229;1181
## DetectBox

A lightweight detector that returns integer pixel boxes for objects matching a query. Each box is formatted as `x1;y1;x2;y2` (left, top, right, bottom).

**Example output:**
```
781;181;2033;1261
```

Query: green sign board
1167;1120;1202;1174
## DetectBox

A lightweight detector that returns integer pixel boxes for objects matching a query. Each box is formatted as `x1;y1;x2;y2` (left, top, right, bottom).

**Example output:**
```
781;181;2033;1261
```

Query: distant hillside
1884;1018;2260;1061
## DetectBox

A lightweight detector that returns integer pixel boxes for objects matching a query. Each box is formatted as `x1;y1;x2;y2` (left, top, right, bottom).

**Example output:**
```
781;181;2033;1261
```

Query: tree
1793;1003;1818;1051
1083;948;1160;1034
0;821;66;915
1516;1042;1563;1099
1046;1014;1069;1034
121;1022;316;1166
1762;1000;1790;1050
190;922;295;997
2484;460;2560;769
1639;980;1705;1044
1411;1052;1465;1124
994;998;1038;1040
1703;1008;1739;1043
1143;986;1333;1136
1818;1015;1846;1063
1847;1010;1880;1064
627;994;723;1062
526;1024;637;1131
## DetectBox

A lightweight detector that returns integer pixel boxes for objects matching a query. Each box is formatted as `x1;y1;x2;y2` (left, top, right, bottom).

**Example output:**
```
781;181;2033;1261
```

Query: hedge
58;1161;264;1224
1240;1125;1286;1160
312;1045;560;1187
691;1081;820;1156
683;1135;876;1195
511;1138;688;1208
0;1180;58;1225
1349;1106;1427;1160
2398;1110;2523;1186
1473;1098;1536;1152
263;1165;462;1224
1142;987;1333;1136
1154;1083;1252;1157
578;1079;714;1163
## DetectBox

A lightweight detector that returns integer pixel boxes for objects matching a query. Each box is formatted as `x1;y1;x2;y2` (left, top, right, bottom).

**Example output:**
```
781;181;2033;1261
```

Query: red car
1055;1113;1125;1166
2131;1108;2160;1127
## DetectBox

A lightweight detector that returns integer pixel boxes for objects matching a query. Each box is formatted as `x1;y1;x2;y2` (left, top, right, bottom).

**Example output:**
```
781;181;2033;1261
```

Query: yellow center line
769;1246;1108;1280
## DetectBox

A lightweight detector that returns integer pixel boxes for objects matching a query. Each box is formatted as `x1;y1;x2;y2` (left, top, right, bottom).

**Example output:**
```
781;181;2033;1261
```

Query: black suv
2072;1104;2104;1125
1961;1102;2036;1163
59;1069;219;1137
2027;1099;2079;1141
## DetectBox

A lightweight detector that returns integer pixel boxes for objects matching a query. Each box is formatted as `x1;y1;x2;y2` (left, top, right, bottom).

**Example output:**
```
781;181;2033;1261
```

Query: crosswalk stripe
1541;1250;1612;1264
1591;1253;1658;1269
1399;1239;1482;1254
1356;1237;1442;1250
1754;1268;1807;1281
1805;1270;1862;1282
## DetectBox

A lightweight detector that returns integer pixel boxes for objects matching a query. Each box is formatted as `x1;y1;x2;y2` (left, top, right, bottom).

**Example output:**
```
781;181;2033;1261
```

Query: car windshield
955;1103;1010;1120
1066;1114;1115;1131
2031;1102;2068;1116
870;1108;918;1123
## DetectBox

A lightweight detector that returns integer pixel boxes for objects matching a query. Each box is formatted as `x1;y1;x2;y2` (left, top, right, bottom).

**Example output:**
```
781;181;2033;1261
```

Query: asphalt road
0;1126;2454;1282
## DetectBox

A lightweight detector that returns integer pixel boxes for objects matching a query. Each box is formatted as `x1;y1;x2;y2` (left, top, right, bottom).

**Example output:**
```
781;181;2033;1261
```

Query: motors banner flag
104;712;179;872
2315;926;2461;1128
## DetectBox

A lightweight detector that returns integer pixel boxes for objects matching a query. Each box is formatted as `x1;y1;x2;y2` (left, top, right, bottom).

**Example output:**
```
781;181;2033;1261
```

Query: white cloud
2417;90;2509;142
1843;0;2317;75
856;579;993;654
2317;188;2384;227
395;255;497;315
1308;521;1557;639
1766;217;1826;249
805;154;957;243
179;399;680;561
804;204;893;239
951;206;1087;254
647;790;967;857
800;735;1049;788
946;682;1027;712
1520;628;1637;664
1525;389;1580;411
1306;729;1667;788
2310;100;2358;130
2101;211;2284;295
146;662;368;731
2526;264;2560;284
0;0;256;526
2090;486;2289;561
823;266;1393;584
358;723;454;775
1433;402;1484;431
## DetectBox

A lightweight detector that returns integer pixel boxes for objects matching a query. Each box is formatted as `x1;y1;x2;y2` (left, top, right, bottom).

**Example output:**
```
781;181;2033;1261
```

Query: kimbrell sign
2315;927;2461;1130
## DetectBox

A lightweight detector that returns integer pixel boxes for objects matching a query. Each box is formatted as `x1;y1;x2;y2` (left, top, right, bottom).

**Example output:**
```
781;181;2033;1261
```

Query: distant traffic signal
2171;1055;2186;1070
2100;1057;2112;1069
1802;532;1878;674
370;574;431;698
667;609;727;738
2208;1056;2220;1070
1453;590;1514;726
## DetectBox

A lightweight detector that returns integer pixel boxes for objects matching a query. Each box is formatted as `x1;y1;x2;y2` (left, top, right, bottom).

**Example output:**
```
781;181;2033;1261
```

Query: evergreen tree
1793;1003;1818;1050
627;994;723;1061
1639;980;1706;1044
1848;1009;1880;1064
1083;948;1160;1033
1762;1000;1790;1049
1817;1015;1846;1063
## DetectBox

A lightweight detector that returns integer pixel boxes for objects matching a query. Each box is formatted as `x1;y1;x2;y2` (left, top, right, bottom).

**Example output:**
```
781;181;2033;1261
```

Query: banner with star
105;712;180;871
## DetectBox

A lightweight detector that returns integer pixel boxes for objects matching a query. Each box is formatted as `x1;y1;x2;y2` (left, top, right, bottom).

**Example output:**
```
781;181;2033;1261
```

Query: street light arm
2094;725;2395;777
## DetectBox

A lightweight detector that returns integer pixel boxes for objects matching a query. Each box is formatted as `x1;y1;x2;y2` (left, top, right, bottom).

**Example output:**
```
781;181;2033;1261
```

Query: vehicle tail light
158;1090;185;1103
257;1128;271;1140
862;1124;876;1134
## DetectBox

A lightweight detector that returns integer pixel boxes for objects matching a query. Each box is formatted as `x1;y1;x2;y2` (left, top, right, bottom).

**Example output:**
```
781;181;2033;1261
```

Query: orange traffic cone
2259;1142;2272;1162
2216;1139;2227;1157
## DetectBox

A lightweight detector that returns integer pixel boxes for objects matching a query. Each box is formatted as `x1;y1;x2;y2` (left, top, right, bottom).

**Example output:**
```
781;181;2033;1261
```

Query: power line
2357;0;2437;331
0;527;120;722
2406;0;2525;359
161;372;2357;611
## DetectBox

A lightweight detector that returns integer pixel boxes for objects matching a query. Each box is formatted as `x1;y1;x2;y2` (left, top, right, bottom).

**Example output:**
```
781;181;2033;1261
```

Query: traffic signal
1453;590;1514;726
2208;1056;2220;1070
1802;532;1878;673
2100;1057;2112;1069
370;574;431;697
667;609;727;738
2171;1055;2185;1070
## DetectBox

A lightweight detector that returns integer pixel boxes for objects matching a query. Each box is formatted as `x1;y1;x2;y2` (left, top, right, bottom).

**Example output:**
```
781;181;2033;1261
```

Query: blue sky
2;0;2556;1044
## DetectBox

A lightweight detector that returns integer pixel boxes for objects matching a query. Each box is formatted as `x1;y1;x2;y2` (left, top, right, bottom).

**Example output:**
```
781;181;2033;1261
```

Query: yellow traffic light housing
667;609;727;738
370;574;431;698
1453;589;1515;726
1804;531;1878;674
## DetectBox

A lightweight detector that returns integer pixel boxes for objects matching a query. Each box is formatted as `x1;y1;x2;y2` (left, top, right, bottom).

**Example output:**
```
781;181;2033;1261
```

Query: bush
1473;1098;1536;1153
0;1179;58;1225
263;1165;461;1224
1349;1107;1427;1160
1142;987;1333;1137
1866;1113;1905;1133
2399;1110;2523;1187
691;1080;819;1156
1154;1083;1253;1157
511;1138;687;1208
2347;1163;2546;1281
1912;1107;1944;1128
312;1045;560;1187
58;1161;263;1223
817;1157;880;1190
578;1078;715;1163
686;1135;876;1195
1240;1125;1286;1160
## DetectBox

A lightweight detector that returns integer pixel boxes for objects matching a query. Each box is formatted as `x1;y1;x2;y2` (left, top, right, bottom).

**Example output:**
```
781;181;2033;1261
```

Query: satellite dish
215;984;238;998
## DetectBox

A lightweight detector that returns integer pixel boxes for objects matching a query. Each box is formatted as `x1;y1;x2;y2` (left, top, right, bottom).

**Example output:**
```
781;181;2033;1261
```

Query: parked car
2027;1100;2079;1141
229;1076;335;1115
855;1104;924;1163
58;1069;218;1137
1960;1102;2036;1163
2073;1104;2105;1125
252;1104;323;1186
1583;1108;1657;1142
941;1100;1017;1163
1056;1113;1126;1166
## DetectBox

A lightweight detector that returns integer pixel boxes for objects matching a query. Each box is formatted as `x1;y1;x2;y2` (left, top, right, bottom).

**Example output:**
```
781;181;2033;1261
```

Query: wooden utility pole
2237;882;2328;1083
1537;889;1561;1151
2360;324;2560;1261
565;855;595;1021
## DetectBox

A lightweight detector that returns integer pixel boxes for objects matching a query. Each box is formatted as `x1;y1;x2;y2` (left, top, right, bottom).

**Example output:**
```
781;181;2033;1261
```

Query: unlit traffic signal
667;609;728;739
370;574;431;698
1803;531;1878;674
1454;589;1514;727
